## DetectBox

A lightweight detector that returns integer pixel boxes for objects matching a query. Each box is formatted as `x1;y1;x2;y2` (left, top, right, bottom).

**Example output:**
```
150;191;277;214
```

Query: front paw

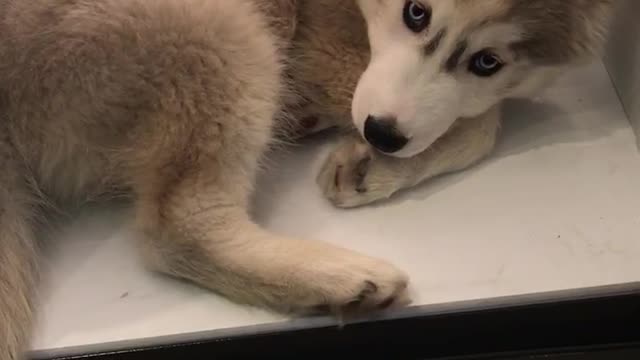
317;137;401;208
303;254;411;316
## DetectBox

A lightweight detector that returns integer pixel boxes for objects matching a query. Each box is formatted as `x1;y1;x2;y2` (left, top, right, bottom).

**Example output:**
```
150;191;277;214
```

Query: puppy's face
352;0;613;157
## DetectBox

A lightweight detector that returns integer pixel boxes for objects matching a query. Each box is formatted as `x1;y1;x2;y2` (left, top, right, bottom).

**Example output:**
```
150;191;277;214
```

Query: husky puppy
0;0;613;358
316;0;615;208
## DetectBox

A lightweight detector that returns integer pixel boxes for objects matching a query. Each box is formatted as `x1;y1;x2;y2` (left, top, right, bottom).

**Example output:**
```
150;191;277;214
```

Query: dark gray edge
30;281;640;359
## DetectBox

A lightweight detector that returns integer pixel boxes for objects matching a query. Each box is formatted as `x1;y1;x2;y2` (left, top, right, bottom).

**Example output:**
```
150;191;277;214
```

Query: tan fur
0;0;614;358
0;137;39;360
0;1;407;358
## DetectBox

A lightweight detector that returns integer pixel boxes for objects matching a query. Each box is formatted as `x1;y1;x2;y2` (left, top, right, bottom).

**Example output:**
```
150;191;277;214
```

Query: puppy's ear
256;0;299;43
509;0;616;64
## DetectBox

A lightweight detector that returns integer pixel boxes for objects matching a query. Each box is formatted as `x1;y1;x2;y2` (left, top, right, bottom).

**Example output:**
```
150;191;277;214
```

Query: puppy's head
352;0;614;157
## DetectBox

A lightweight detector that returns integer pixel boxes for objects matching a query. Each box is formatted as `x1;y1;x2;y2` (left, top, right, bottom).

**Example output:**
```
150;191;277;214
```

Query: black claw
354;156;371;182
377;297;396;309
354;156;372;193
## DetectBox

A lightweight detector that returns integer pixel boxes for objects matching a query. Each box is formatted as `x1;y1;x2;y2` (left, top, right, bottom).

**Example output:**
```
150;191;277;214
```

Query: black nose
364;116;409;154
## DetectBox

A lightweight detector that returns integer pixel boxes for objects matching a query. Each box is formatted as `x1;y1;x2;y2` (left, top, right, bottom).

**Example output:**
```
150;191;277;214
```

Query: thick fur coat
0;0;614;358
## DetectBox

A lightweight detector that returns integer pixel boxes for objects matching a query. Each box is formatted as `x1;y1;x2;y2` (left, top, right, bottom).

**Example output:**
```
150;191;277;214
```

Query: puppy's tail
0;164;40;360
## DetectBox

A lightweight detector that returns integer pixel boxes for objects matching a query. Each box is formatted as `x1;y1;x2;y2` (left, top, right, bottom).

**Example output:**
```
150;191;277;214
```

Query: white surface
33;61;640;353
604;0;640;144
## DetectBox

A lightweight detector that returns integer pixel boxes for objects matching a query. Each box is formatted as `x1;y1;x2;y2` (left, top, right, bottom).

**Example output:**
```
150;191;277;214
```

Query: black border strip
32;283;640;360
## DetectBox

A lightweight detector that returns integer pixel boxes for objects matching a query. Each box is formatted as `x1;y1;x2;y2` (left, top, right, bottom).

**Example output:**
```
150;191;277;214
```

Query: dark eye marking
424;28;447;56
445;40;468;72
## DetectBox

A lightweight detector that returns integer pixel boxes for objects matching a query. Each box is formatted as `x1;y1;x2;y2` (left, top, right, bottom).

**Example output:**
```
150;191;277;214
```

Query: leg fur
135;164;408;314
0;142;39;360
0;2;410;356
129;86;408;314
128;54;408;314
318;105;502;208
89;0;409;315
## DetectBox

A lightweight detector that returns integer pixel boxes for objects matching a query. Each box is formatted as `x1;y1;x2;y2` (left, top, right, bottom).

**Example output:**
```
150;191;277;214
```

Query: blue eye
403;1;431;33
469;51;504;77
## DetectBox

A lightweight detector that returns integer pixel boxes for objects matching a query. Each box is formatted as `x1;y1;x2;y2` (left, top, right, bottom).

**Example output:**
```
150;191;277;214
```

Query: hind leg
133;148;409;314
46;0;409;315
0;142;40;360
